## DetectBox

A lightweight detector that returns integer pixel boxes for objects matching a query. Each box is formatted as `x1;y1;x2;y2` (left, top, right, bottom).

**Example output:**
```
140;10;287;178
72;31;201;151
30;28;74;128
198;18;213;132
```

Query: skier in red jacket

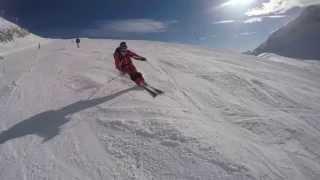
114;42;147;86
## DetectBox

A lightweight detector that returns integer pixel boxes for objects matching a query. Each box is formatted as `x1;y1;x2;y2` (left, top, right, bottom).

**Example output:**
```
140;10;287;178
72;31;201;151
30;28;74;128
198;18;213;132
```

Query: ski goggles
120;47;127;52
120;49;127;56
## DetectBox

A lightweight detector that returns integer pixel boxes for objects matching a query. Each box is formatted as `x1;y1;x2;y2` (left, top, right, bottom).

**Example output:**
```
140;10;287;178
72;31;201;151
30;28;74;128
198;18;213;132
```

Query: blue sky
1;0;319;51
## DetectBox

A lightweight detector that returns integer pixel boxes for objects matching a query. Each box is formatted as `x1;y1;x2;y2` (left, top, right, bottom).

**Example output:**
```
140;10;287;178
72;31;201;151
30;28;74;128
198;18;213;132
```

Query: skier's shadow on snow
0;86;141;144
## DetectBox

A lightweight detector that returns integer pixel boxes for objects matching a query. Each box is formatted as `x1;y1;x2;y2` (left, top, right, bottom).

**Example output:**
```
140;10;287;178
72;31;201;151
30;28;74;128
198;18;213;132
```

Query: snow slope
258;53;320;67
253;5;320;60
0;39;320;180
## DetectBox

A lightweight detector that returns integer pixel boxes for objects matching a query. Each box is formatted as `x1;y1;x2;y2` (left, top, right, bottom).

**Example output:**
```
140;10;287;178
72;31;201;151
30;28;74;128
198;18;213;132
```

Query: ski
142;86;158;98
145;83;164;95
149;86;164;95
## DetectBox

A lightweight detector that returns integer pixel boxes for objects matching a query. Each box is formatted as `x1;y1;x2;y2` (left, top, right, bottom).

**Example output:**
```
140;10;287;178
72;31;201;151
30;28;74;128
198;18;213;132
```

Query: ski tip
156;90;164;94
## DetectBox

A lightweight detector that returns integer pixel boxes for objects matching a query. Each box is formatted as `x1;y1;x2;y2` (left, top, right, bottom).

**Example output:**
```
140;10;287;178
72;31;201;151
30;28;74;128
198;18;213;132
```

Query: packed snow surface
0;39;320;180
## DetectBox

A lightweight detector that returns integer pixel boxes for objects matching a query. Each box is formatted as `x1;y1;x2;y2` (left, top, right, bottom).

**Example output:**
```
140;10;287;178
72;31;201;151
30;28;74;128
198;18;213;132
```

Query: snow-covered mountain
0;17;30;42
0;17;46;56
253;5;320;60
0;37;319;180
0;17;16;30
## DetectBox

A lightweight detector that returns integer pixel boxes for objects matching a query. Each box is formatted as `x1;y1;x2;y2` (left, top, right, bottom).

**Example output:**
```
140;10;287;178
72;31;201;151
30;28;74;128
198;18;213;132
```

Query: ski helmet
120;42;127;49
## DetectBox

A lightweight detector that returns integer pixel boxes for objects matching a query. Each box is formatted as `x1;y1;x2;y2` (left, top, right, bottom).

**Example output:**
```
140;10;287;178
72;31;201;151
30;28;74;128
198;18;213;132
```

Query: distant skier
76;38;80;48
114;42;147;86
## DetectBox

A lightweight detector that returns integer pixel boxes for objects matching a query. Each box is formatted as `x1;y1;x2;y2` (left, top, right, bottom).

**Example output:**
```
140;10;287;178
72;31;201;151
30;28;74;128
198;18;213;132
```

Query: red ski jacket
113;48;144;72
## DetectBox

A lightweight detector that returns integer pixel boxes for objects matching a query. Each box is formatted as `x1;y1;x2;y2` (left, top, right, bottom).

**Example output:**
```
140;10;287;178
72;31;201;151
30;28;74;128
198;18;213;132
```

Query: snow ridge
0;17;17;30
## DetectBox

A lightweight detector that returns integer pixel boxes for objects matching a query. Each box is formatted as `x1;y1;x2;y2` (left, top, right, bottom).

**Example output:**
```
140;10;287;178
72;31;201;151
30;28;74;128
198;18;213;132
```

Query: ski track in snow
0;39;320;180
